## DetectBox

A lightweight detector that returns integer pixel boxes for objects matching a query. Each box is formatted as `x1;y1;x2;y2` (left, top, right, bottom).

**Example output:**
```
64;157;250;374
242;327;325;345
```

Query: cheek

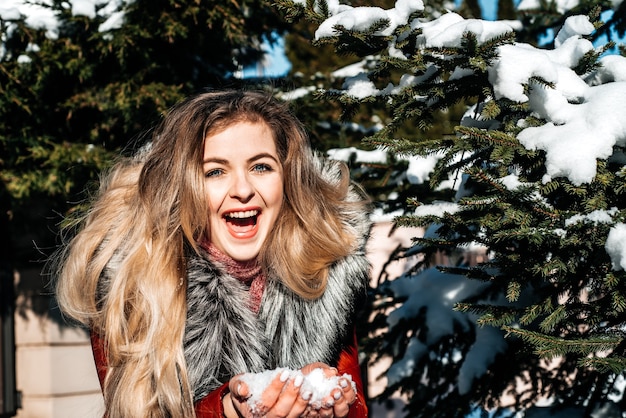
204;182;228;215
271;185;285;224
274;184;285;205
261;179;284;227
205;195;223;224
272;181;285;210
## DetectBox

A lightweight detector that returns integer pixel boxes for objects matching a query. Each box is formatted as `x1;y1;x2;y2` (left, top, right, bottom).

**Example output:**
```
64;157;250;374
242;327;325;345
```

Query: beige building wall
12;222;423;417
14;268;104;418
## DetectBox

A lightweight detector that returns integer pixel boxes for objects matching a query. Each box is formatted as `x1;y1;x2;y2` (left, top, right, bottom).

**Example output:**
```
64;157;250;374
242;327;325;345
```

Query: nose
229;170;254;202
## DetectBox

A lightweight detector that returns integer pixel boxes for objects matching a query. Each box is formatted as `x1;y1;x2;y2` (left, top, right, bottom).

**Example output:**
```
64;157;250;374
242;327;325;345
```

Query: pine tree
0;0;288;265
278;0;626;416
275;0;465;212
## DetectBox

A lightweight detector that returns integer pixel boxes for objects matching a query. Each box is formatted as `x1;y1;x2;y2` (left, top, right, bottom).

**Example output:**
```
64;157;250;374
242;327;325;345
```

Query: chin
227;246;261;262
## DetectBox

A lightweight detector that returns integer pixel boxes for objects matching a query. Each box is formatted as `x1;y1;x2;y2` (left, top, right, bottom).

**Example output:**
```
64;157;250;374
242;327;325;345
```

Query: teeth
226;210;259;219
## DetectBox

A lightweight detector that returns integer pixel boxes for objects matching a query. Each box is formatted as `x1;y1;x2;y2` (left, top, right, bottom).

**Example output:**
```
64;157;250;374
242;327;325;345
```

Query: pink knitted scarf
199;240;266;314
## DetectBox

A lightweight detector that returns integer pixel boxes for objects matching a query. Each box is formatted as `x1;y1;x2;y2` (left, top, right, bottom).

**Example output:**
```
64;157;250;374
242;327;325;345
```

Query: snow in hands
238;368;356;417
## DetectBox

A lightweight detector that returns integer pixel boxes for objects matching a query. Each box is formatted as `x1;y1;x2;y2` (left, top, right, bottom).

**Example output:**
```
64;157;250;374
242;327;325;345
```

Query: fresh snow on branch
310;2;626;270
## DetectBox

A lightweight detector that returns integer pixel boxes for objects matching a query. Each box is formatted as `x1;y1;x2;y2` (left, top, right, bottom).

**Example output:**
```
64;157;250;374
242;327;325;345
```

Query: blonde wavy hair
54;90;364;417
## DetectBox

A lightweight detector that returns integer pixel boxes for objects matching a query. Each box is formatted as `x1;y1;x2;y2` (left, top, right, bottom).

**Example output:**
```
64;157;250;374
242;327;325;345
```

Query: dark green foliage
0;0;286;264
279;0;626;416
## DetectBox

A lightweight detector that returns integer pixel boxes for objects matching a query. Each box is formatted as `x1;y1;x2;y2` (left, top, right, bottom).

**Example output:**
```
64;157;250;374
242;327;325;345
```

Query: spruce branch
503;327;623;360
578;356;626;375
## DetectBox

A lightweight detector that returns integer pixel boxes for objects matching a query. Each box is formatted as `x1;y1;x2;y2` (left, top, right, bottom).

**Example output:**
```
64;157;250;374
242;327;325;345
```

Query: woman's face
203;121;284;261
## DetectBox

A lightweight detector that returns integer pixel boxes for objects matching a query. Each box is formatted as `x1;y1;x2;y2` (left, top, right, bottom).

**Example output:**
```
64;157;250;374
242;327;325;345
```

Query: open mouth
224;210;259;236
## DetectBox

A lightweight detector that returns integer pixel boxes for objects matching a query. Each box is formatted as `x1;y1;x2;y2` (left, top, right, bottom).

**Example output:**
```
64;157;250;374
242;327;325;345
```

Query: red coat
91;330;369;417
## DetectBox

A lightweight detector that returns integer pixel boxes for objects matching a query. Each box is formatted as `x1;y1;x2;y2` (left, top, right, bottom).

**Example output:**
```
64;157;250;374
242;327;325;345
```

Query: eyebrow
202;152;280;165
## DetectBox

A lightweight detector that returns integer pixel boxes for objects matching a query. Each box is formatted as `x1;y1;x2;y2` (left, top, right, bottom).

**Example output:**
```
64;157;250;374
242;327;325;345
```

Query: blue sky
242;33;292;78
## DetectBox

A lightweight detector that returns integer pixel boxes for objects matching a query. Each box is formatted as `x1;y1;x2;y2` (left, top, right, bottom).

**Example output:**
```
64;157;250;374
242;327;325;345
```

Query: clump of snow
417;13;514;48
554;15;595;47
406;154;439;184
238;368;356;416
517;81;626;185
1;0;58;39
99;10;125;33
332;60;370;79
413;201;460;217
327;146;387;164
314;0;424;39
277;86;317;101
301;368;356;409
500;174;526;190
588;54;626;84
1;0;125;46
564;208;618;227
606;223;626;271
239;369;296;413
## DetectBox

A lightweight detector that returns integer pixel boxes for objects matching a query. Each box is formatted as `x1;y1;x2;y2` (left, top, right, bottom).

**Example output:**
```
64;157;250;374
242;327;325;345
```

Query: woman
55;90;371;417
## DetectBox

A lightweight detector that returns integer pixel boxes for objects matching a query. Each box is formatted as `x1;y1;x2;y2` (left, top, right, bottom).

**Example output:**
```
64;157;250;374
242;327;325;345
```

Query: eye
252;163;273;173
204;168;224;178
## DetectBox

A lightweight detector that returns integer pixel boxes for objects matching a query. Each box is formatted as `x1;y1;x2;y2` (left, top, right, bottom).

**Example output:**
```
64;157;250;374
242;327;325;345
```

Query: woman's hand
225;369;309;418
298;363;356;418
223;363;357;418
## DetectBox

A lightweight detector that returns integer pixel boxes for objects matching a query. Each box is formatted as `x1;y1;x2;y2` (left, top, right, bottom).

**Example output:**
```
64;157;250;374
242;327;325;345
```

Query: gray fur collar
183;158;371;401
183;249;370;401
